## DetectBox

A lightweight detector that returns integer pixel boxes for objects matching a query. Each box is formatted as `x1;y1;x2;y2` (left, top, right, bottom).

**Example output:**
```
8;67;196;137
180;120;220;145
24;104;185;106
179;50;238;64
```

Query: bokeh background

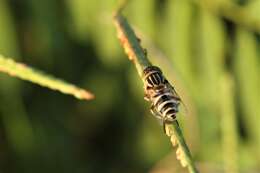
0;0;259;173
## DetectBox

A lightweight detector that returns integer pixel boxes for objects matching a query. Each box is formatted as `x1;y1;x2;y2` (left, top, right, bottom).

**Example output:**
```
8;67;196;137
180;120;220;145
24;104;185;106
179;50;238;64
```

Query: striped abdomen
152;90;180;122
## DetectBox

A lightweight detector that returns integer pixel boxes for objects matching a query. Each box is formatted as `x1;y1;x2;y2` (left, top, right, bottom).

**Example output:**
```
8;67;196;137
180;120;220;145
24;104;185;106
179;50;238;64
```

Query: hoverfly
142;66;183;132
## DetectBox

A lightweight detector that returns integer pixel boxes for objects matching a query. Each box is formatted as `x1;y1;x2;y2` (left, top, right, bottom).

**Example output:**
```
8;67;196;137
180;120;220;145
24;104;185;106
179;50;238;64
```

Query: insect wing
167;83;188;115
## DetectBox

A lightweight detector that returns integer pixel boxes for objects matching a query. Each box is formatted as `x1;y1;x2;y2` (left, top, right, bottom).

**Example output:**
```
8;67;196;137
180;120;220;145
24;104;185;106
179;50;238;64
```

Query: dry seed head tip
75;89;95;100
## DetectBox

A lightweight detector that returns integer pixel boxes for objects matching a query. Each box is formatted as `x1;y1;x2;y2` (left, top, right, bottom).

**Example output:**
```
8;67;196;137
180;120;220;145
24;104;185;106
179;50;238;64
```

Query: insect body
143;66;181;130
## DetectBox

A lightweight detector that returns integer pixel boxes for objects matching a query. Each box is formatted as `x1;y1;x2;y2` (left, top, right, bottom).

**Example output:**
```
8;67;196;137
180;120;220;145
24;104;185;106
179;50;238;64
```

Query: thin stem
0;55;94;100
113;13;199;173
113;14;151;75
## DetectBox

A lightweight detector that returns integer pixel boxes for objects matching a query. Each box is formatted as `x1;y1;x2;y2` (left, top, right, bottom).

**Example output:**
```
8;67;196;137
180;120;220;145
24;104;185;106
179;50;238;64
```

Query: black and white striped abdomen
152;91;180;121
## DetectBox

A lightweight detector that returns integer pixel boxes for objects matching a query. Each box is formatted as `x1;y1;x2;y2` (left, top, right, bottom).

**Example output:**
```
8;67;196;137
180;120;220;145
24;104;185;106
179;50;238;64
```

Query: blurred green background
0;0;259;172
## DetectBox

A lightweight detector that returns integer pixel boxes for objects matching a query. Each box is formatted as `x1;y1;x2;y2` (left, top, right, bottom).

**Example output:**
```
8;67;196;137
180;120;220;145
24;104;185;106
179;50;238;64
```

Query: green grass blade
126;0;156;39
196;9;226;159
161;0;194;85
0;0;19;57
192;0;260;33
0;55;94;100
220;74;239;173
234;28;260;161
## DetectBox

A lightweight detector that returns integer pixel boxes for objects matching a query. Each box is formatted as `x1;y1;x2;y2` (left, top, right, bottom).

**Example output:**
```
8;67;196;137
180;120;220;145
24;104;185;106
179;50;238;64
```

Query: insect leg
150;105;161;119
163;120;166;134
144;87;152;101
151;105;168;133
144;93;150;101
164;81;188;114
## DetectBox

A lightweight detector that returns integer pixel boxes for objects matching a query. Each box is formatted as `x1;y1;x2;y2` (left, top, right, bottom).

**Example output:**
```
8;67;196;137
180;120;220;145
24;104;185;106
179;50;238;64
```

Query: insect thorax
143;66;165;89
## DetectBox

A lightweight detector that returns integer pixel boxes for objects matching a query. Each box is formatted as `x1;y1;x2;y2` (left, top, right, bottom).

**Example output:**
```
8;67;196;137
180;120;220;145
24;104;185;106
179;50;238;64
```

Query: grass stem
113;13;199;173
0;55;94;100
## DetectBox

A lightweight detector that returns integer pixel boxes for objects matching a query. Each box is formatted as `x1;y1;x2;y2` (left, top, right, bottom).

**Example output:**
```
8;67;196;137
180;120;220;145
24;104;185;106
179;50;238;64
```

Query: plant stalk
113;13;199;173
